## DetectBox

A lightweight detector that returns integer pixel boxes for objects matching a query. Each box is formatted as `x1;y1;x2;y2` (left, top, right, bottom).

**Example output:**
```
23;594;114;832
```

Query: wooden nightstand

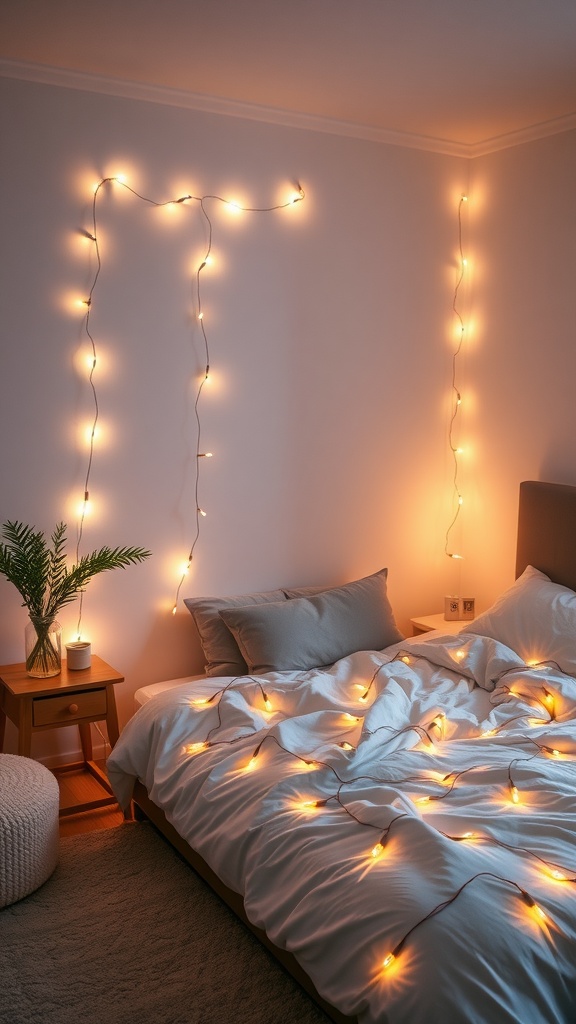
410;613;470;636
0;655;124;816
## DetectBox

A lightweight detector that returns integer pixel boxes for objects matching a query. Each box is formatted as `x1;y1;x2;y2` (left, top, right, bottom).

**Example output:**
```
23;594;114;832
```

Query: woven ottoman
0;753;59;908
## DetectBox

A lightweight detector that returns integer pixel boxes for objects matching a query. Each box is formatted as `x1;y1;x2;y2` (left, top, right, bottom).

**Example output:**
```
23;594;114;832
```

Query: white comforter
108;633;576;1024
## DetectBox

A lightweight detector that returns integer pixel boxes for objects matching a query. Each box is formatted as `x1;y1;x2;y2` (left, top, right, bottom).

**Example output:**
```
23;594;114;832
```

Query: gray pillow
219;568;403;673
184;589;287;676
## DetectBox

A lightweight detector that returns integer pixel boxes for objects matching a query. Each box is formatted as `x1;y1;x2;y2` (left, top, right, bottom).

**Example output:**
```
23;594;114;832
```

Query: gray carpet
0;822;333;1024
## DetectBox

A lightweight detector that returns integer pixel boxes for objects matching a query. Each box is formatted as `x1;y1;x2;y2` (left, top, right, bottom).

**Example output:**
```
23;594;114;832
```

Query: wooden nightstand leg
0;706;6;753
17;699;32;758
105;684;120;748
78;721;93;762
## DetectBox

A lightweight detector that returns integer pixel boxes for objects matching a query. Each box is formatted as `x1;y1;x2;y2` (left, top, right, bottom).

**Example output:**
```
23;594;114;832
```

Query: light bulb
510;783;520;805
186;741;207;754
382;953;395;970
371;842;384;859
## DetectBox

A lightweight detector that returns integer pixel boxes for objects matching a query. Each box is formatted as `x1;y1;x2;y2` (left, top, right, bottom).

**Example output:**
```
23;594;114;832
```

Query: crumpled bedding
108;632;576;1024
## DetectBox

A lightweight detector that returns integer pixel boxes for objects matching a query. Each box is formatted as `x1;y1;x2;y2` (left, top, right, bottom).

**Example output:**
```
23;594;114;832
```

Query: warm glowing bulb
198;508;207;517
84;424;100;446
186;741;207;754
551;869;566;880
245;756;258;771
461;194;468;202
401;656;410;664
343;713;359;722
338;741;354;751
416;796;430;805
371;843;384;859
482;728;496;737
192;697;210;706
510;784;520;805
198;311;204;320
382;953;395;970
178;561;191;577
114;173;128;185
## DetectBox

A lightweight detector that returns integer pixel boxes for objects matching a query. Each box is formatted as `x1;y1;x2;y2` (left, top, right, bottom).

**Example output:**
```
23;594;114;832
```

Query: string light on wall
445;194;468;561
74;174;305;629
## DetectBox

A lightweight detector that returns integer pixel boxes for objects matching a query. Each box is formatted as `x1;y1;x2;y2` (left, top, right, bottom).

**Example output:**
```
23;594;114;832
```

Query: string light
445;193;469;562
76;173;304;619
381;872;550;974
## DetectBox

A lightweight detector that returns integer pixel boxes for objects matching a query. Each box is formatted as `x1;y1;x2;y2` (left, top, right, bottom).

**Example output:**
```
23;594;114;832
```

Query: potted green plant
0;520;151;677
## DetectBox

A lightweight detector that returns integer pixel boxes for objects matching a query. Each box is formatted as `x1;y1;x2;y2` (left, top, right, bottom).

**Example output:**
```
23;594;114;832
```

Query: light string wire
181;656;575;967
76;176;305;632
445;193;468;560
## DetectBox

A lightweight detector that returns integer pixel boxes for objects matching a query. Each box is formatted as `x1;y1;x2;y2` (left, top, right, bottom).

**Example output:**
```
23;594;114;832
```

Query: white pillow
464;565;576;674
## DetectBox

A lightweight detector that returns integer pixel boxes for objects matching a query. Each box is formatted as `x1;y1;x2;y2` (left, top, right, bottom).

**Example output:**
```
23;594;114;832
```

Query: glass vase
25;615;62;678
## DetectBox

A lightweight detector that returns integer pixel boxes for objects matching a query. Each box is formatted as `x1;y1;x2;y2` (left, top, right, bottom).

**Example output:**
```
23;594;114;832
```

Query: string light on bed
380;872;551;975
75;173;305;628
444;194;469;562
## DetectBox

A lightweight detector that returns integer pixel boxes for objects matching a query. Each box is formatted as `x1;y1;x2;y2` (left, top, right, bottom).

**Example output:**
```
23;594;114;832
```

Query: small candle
66;641;91;670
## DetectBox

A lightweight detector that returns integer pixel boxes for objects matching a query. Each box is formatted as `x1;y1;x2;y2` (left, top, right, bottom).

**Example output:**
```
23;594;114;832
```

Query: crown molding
1;58;574;159
470;112;576;157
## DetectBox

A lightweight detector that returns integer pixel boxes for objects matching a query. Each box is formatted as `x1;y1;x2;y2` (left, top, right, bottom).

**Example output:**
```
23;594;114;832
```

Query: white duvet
107;633;576;1024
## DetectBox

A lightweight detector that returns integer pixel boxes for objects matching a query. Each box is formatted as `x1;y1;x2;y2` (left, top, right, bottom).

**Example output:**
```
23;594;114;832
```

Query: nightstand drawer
33;688;107;727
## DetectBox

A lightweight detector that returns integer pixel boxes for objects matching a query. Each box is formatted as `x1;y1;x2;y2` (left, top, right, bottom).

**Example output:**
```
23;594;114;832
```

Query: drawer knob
68;703;79;714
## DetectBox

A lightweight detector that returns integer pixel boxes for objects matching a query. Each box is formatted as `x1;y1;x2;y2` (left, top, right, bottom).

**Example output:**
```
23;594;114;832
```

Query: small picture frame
444;596;461;621
461;597;476;620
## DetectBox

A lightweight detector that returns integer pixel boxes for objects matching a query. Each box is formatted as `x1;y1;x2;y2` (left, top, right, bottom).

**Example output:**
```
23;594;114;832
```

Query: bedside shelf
410;613;471;636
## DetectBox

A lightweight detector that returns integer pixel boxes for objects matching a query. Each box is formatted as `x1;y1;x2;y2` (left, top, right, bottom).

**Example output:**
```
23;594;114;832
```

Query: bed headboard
516;480;576;591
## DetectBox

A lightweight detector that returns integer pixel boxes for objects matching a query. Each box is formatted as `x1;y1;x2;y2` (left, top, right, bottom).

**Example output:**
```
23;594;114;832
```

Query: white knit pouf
0;753;60;908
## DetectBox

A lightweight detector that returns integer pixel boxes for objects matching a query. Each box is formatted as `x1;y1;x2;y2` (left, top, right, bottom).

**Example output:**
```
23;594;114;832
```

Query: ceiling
1;0;576;154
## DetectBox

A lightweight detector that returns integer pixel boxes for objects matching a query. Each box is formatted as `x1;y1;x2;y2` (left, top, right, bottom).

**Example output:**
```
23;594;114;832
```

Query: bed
107;480;576;1024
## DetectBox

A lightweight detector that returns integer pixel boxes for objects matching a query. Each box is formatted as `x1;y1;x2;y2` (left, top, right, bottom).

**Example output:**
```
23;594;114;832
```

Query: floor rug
0;822;332;1024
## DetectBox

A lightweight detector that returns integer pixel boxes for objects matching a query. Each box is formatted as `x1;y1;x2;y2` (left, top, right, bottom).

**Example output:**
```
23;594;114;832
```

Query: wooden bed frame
133;479;576;1024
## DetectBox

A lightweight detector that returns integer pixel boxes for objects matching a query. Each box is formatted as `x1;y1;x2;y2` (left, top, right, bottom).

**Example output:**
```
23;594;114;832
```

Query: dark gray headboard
515;480;576;591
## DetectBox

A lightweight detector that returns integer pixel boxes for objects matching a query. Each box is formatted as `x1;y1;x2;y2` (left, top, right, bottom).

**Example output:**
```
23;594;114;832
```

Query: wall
1;77;574;764
463;129;576;610
0;77;469;760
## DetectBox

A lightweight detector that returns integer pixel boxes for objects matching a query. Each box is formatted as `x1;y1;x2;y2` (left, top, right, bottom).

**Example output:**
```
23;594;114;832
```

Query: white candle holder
65;641;91;670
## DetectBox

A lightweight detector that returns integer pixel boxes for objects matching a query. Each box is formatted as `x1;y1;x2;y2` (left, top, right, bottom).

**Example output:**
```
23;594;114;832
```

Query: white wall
463;130;576;611
1;76;574;764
